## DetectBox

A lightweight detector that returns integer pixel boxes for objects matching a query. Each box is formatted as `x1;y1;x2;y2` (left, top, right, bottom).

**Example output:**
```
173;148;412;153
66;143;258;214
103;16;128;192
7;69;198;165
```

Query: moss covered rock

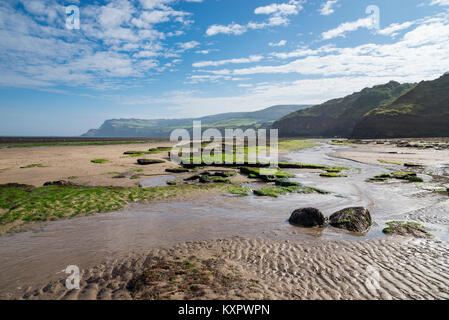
137;159;165;165
329;207;372;233
383;221;433;238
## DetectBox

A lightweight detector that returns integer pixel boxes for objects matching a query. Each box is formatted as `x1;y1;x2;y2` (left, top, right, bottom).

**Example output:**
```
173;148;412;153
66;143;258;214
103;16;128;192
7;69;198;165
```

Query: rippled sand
8;237;449;300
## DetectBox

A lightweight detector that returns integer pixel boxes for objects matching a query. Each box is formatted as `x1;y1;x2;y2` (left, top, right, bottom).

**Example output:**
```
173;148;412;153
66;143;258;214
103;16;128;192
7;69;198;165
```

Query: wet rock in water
43;180;76;187
329;207;372;233
137;159;165;165
289;208;326;228
275;180;301;187
167;180;177;186
391;171;424;182
404;163;422;168
383;221;433;238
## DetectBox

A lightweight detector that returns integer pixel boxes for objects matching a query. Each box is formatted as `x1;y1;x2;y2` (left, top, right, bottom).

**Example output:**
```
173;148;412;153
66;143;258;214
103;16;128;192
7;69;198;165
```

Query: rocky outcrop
329;207;372;233
288;208;326;228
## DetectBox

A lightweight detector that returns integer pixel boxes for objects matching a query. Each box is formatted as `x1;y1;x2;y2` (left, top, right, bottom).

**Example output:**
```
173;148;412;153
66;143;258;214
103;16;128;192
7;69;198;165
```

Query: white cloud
177;41;200;51
322;16;374;40
206;1;303;36
269;40;287;47
254;1;302;16
197;14;449;83
206;23;246;36
430;0;449;5
192;55;264;68
377;21;415;37
0;0;194;89
320;0;340;16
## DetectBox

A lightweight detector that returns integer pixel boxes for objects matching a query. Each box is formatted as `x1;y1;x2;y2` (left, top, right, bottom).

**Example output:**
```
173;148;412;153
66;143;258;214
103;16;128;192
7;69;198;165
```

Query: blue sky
0;0;449;136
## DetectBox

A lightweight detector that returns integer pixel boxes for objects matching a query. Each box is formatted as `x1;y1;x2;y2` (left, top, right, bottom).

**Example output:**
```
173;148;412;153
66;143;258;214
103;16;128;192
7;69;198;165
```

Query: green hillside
82;105;311;138
272;82;416;138
353;73;449;138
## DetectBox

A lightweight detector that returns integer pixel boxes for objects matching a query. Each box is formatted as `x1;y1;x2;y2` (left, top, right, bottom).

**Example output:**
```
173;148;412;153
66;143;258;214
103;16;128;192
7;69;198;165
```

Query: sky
0;0;449;136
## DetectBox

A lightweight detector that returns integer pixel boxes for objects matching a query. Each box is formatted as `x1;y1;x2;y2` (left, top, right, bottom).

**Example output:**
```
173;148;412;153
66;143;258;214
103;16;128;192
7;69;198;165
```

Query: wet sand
6;237;449;300
1;140;449;299
332;142;449;167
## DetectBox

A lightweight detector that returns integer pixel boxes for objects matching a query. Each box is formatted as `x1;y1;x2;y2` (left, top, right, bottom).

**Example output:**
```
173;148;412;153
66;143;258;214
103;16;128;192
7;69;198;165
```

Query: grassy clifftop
273;81;415;138
83;105;311;138
353;74;449;138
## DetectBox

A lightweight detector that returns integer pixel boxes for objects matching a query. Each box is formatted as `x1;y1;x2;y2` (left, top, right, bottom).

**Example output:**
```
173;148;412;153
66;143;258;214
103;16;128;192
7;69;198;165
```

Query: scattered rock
199;175;211;183
43;180;76;187
184;175;201;181
165;168;190;173
137;159;165;165
404;163;422;168
383;221;433;238
275;180;301;187
329;207;372;233
288;208;326;228
212;170;237;177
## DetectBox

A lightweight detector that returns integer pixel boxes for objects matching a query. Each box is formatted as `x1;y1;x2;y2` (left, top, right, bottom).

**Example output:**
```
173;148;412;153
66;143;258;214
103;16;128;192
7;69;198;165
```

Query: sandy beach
1;139;449;300
0;142;178;187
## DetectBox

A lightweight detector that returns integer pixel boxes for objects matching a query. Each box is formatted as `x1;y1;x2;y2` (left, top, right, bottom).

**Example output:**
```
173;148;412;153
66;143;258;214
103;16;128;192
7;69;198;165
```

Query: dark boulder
184;175;201;181
289;208;326;228
165;168;190;173
329;207;372;233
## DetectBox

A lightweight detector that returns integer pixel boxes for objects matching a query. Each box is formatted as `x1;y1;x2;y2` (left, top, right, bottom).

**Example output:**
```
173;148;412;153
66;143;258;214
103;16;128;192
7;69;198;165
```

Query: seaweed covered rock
184;175;201;181
43;180;76;187
383;221;433;238
0;183;34;190
289;208;326;228
212;170;237;177
329;207;372;233
137;159;165;165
